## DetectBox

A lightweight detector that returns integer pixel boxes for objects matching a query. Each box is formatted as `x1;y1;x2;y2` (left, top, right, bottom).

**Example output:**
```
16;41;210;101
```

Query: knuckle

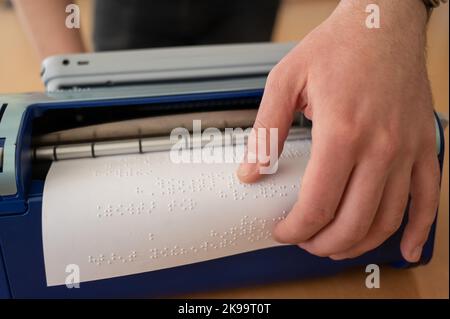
265;66;285;92
281;219;308;243
417;188;440;213
253;117;270;131
379;218;402;237
420;128;437;149
379;134;401;161
401;140;417;158
367;131;402;168
339;223;369;245
326;123;361;154
336;233;358;247
421;211;438;229
303;207;334;228
386;201;408;225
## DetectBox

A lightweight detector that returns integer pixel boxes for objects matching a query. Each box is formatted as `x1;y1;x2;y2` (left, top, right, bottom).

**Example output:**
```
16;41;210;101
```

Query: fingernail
410;246;423;262
237;163;256;178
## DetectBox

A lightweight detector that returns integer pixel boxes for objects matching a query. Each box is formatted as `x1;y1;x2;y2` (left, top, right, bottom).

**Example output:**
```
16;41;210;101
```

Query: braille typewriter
0;42;446;298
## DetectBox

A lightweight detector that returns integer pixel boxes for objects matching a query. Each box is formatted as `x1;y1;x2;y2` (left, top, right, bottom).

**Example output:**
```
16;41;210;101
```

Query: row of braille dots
239;215;277;241
213;171;247;200
238;216;269;240
155;174;225;196
206;215;281;250
231;189;249;201
94;156;154;176
215;173;296;201
149;246;189;259
148;240;236;260
88;251;137;266
146;212;288;260
221;181;296;200
160;177;207;194
136;186;148;195
225;172;287;194
244;213;288;241
96;201;156;218
156;177;186;196
187;172;222;193
209;227;240;248
225;172;250;189
257;184;295;199
231;186;294;201
93;167;152;178
147;222;255;260
223;172;251;200
167;198;197;212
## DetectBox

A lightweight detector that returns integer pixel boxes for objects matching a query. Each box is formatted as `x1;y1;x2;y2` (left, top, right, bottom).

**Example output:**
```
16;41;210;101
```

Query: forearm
13;0;85;62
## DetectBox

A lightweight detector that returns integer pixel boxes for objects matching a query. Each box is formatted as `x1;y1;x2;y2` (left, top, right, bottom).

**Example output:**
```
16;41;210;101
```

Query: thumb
237;63;306;183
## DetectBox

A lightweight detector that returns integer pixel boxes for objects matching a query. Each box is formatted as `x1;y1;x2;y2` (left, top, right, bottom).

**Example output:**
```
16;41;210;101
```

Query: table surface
0;0;448;298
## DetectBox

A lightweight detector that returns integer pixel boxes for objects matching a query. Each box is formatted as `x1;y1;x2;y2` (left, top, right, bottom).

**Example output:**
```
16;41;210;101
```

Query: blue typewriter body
0;55;446;298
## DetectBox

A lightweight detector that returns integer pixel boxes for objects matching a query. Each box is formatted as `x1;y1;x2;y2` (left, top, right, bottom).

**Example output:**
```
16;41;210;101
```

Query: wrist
330;0;428;49
335;0;428;30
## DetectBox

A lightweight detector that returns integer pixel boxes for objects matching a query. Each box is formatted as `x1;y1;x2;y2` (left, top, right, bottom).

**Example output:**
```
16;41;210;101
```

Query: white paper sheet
42;140;311;286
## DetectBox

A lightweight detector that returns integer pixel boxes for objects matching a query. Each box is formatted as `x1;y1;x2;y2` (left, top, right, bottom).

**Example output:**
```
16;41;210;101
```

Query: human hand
237;0;440;262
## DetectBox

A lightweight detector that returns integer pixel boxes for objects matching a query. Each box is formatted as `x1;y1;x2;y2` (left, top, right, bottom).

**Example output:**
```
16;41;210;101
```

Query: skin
13;0;85;61
237;0;441;263
14;0;440;262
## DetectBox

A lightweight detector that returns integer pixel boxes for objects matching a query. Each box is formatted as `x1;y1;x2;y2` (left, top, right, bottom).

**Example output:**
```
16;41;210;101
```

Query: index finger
237;63;306;183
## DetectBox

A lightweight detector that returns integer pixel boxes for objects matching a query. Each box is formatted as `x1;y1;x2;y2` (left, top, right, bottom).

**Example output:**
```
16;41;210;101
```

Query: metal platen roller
32;110;310;161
